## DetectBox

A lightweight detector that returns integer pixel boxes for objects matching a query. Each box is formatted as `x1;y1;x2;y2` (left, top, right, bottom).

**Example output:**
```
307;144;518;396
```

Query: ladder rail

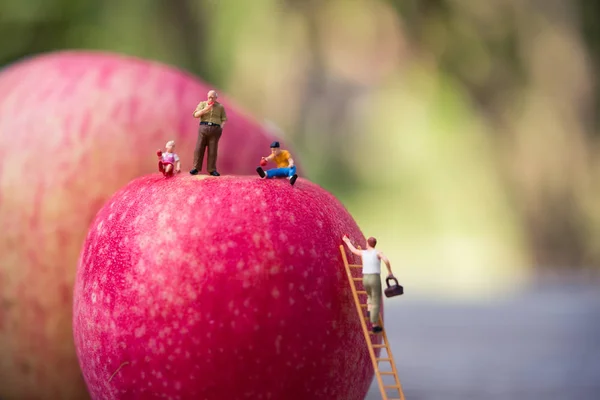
339;245;388;400
339;244;406;400
378;315;406;400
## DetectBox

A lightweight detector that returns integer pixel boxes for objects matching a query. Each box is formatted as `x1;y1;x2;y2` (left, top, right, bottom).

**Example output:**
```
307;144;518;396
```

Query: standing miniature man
157;140;181;177
256;141;299;186
342;235;393;333
190;90;227;176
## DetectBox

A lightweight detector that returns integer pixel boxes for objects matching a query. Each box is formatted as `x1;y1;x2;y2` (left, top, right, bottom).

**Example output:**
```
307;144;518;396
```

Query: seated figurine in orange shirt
256;141;298;186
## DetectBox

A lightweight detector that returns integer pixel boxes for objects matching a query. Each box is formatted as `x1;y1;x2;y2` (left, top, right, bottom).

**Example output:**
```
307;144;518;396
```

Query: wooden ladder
339;245;406;400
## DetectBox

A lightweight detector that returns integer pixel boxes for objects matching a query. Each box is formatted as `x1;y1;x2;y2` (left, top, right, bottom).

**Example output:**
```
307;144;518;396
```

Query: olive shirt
197;101;228;125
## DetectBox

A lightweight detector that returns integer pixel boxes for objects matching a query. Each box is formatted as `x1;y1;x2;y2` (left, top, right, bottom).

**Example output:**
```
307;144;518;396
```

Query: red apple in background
73;174;381;400
0;51;291;400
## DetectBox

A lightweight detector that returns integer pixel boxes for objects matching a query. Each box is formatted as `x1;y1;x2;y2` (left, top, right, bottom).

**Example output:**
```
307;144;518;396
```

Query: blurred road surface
367;275;600;400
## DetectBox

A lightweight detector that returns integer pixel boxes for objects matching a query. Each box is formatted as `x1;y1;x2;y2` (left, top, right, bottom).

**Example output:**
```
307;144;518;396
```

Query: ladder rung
348;264;362;268
352;277;362;281
356;291;367;294
380;372;395;375
385;385;400;389
372;344;386;348
376;358;391;362
360;304;368;308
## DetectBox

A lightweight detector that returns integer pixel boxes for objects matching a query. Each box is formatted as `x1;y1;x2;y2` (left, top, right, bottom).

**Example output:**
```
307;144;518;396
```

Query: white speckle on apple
190;227;200;238
252;232;261;247
135;325;146;338
178;213;189;225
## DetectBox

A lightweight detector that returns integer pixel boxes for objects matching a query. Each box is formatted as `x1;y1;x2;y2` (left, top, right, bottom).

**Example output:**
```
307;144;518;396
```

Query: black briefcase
384;276;404;297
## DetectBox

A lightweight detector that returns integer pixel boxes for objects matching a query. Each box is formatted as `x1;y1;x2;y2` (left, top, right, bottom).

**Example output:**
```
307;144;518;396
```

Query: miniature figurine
157;140;181;177
190;90;228;177
342;235;394;333
256;141;299;186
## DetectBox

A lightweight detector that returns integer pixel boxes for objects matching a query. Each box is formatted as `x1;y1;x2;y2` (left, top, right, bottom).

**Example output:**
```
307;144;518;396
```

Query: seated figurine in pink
157;140;181;177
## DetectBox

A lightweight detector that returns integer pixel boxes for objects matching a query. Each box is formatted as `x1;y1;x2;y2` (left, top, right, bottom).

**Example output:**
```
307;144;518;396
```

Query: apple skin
0;51;288;400
73;174;382;400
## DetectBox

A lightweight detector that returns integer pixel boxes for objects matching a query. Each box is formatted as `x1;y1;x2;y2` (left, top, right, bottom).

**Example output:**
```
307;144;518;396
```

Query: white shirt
361;249;381;274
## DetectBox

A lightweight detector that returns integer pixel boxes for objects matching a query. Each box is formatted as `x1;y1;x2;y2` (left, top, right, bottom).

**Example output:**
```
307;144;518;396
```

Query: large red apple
73;174;381;400
0;51;288;400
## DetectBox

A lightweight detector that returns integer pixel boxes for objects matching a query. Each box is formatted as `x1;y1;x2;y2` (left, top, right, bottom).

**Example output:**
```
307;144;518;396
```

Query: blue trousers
266;165;296;178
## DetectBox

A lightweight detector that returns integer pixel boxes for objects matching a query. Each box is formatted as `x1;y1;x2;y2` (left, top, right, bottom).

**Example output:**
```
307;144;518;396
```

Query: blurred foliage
1;0;599;296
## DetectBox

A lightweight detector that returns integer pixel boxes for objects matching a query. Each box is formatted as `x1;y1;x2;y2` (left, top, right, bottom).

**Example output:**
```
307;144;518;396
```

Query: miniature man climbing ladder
340;236;406;400
342;235;392;333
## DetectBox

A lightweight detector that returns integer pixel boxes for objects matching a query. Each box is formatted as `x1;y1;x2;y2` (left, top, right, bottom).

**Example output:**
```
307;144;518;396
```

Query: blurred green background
2;0;599;298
